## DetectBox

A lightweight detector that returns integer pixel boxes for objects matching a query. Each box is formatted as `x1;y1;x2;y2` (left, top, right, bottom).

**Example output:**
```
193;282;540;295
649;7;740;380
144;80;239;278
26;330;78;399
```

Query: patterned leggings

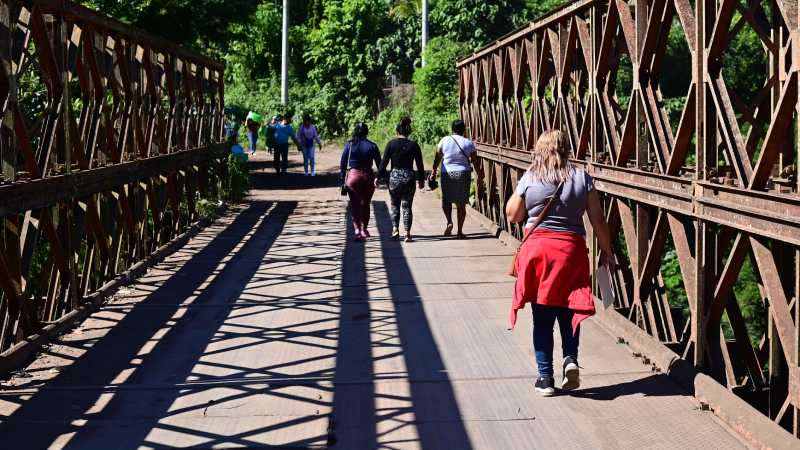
389;169;417;232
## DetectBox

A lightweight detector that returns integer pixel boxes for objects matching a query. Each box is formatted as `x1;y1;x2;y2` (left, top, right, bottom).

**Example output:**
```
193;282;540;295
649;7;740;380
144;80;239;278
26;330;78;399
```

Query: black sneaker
534;377;555;397
561;356;580;390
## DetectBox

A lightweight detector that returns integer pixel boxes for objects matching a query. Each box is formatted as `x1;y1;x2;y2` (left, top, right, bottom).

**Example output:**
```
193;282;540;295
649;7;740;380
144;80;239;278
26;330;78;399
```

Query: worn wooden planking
0;149;748;449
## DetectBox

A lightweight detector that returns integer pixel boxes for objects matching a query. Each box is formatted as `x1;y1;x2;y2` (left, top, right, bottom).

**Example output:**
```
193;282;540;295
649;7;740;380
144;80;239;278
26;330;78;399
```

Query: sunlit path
0;149;746;449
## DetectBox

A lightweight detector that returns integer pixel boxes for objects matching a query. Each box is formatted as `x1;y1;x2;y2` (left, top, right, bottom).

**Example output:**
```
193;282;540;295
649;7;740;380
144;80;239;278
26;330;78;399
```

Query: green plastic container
246;111;263;123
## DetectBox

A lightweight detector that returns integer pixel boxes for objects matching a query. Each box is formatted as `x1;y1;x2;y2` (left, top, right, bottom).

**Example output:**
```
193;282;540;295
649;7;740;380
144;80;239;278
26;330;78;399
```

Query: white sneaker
561;357;580;390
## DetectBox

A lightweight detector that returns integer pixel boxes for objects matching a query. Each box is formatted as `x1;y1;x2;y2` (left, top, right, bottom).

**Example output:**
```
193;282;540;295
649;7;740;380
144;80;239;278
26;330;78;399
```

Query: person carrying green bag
245;111;263;155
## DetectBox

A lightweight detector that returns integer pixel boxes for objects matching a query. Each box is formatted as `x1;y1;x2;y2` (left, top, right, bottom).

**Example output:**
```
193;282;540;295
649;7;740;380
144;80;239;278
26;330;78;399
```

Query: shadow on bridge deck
0;154;749;449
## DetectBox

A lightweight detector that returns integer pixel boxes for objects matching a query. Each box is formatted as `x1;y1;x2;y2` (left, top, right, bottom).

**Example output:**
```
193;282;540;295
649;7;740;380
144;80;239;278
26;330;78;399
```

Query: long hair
528;129;574;184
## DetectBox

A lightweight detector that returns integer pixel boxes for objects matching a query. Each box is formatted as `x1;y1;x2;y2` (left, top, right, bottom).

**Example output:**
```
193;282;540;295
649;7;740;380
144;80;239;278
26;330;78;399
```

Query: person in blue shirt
273;115;300;174
229;133;247;162
340;122;381;241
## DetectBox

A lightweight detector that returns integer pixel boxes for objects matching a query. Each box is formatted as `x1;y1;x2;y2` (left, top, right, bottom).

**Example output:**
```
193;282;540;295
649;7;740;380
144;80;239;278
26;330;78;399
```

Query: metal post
421;0;429;67
281;0;289;105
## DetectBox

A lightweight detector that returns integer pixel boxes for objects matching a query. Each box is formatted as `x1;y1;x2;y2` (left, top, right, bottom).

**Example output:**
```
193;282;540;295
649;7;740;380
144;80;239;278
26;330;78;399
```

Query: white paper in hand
596;265;616;310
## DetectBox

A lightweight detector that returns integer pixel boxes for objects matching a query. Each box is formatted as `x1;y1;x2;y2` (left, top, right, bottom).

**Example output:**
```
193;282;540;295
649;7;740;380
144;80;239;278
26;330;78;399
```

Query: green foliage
413;38;469;113
371;104;413;150
225;3;283;82
734;256;767;345
412;38;469;143
521;0;565;20
723;25;767;106
428;0;529;49
197;197;222;222
390;0;422;18
376;15;421;82
224;154;250;203
305;0;389;128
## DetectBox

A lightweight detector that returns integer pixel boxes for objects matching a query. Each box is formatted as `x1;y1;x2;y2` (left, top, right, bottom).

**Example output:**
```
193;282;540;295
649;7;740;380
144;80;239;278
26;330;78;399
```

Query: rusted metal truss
0;1;225;355
459;0;800;438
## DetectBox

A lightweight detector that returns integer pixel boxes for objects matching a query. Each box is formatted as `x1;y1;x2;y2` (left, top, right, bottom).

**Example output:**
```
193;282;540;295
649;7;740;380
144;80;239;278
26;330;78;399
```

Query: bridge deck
0;149;746;449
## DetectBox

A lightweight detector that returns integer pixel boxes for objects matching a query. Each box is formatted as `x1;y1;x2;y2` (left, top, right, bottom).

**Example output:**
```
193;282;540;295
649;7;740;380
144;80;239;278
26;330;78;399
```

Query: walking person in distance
273;115;300;174
377;117;425;242
265;115;278;155
297;114;323;176
341;123;381;242
505;129;615;397
245;113;261;155
430;119;485;239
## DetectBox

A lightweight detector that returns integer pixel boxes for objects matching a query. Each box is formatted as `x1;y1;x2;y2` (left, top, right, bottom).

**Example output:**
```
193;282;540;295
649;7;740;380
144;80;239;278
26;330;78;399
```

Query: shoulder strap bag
341;141;357;196
449;136;473;172
508;179;565;278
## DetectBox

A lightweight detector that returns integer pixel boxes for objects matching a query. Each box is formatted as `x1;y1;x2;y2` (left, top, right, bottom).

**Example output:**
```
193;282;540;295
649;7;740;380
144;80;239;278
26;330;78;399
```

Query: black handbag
427;176;438;190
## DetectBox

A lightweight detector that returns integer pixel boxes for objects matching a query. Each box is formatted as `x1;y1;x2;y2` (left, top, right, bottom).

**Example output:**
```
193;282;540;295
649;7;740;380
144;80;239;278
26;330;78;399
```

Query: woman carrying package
340;123;381;241
505;129;615;397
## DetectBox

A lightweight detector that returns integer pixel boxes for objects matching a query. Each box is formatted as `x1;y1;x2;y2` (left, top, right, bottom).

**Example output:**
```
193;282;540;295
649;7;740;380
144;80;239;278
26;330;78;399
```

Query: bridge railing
458;0;800;442
0;1;225;359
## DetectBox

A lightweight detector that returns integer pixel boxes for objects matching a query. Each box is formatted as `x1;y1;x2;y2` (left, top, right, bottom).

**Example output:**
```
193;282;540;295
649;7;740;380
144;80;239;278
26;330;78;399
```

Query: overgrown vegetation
224;154;251;203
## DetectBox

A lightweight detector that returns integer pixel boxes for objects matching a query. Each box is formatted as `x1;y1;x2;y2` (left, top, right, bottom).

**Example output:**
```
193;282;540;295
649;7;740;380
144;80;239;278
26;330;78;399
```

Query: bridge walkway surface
0;148;748;449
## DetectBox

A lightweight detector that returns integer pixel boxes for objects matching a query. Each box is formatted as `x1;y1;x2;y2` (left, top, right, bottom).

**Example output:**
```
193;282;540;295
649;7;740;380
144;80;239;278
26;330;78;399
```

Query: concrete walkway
0;147;747;449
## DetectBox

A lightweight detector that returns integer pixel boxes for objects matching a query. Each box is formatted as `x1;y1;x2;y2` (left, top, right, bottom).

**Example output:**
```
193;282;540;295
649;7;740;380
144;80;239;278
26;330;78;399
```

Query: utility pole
281;0;289;105
421;0;428;67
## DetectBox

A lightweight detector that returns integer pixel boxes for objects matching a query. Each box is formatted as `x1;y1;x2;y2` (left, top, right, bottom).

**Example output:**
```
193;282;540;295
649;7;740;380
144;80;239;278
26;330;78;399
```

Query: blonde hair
528;129;574;184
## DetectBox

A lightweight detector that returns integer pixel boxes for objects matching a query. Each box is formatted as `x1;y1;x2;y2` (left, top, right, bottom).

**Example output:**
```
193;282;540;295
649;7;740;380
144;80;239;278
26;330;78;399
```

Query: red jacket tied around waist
511;229;595;333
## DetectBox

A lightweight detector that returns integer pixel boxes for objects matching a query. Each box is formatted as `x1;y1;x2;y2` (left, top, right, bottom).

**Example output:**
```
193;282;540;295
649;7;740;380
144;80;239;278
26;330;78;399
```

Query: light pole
281;0;289;105
421;0;429;67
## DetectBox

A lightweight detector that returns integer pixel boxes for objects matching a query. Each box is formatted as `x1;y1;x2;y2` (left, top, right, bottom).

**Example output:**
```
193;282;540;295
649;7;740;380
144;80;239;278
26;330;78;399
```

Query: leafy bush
371;104;413;150
413;38;469;115
370;38;468;164
224;154;250;203
305;0;389;130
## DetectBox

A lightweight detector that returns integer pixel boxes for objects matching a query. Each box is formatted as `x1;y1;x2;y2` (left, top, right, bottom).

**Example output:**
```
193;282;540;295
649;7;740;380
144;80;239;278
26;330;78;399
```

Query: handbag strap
449;136;469;159
345;140;357;169
518;179;565;247
449;136;473;172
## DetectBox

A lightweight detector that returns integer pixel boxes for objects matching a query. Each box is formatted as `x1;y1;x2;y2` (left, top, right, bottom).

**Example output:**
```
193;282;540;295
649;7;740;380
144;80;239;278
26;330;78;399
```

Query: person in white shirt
430;120;485;238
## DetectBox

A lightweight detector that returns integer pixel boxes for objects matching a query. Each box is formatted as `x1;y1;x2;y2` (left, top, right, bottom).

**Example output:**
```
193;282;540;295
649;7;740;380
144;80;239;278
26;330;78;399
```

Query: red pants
346;168;375;231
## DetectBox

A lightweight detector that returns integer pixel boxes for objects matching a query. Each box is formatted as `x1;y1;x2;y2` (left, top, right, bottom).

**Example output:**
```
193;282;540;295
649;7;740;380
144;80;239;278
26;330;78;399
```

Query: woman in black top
378;117;425;242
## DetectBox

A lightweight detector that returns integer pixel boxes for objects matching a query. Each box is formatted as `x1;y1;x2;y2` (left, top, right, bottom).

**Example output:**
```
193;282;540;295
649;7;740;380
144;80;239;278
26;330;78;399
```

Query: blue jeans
532;304;580;378
247;131;258;153
302;144;316;175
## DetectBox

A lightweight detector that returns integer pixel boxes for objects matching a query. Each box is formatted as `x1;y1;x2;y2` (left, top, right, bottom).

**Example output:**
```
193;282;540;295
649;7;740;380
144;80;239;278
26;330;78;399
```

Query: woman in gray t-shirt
504;129;615;398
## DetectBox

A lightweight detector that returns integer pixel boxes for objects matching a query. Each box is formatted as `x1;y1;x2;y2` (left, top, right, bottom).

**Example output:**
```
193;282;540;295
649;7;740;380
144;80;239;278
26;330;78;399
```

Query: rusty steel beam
0;144;226;217
459;0;800;441
0;0;226;360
